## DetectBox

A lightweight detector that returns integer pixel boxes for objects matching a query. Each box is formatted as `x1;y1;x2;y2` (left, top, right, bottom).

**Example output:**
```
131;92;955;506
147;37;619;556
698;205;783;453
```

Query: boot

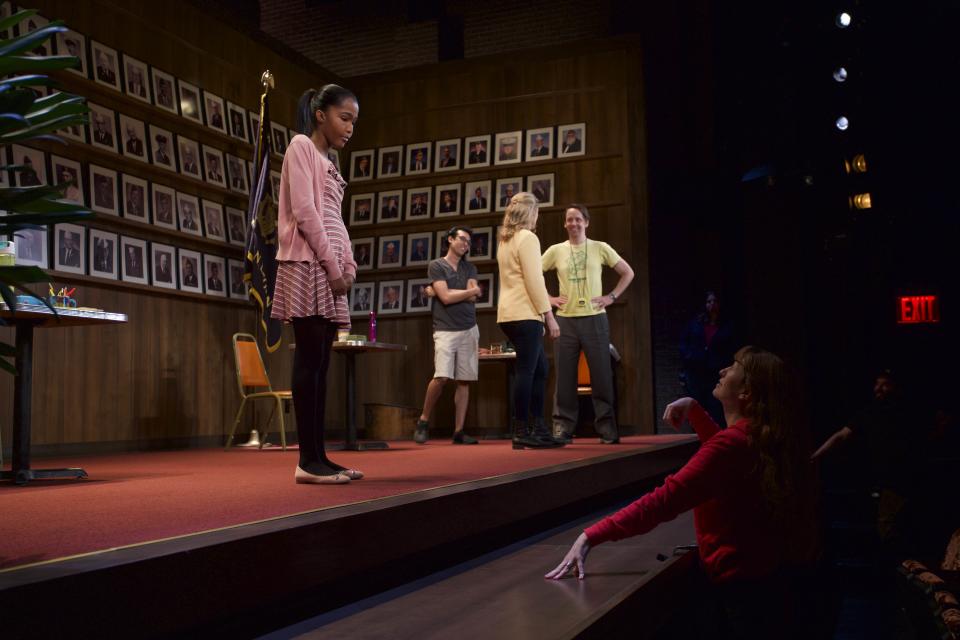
531;417;566;447
512;419;554;449
553;422;574;444
597;421;620;444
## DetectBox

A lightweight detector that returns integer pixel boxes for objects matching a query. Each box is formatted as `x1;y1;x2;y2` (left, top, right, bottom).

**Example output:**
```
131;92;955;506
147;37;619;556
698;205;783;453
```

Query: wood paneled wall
1;0;336;451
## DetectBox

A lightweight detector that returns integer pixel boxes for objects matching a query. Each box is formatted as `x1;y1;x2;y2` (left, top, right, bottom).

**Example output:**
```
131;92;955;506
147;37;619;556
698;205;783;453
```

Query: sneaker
452;431;478;444
414;419;429;444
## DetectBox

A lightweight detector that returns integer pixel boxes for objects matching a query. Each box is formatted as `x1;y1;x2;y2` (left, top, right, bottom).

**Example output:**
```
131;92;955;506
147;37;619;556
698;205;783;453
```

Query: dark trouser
498;320;548;422
291;316;338;474
553;314;616;438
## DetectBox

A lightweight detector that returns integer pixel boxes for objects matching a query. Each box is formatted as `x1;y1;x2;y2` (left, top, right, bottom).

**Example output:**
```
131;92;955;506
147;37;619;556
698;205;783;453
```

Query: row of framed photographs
3;5;298;156
7;223;247;299
352;225;497;272
347;123;585;182
348;274;496;318
1;146;249;246
348;173;555;226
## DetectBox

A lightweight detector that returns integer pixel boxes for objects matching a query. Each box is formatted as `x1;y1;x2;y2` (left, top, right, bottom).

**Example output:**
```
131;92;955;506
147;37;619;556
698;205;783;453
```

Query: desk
1;304;128;485
478;351;516;436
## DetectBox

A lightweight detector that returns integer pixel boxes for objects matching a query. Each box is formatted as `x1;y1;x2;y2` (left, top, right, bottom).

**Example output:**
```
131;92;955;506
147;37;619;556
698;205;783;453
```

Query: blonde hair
498;191;539;242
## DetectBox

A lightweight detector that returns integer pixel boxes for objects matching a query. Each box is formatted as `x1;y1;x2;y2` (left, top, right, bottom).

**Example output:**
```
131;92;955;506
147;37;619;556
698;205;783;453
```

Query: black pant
292;316;338;474
498;320;548;422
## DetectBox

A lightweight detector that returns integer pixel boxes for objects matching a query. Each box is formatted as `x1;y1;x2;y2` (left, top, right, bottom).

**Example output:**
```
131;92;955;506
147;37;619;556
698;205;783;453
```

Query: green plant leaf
0;9;38;34
0;342;15;356
0;55;85;77
0;22;65;58
0;74;58;90
0;356;15;375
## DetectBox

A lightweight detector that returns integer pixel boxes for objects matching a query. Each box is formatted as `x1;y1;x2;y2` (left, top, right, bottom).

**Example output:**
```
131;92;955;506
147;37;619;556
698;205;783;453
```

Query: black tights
291;316;345;476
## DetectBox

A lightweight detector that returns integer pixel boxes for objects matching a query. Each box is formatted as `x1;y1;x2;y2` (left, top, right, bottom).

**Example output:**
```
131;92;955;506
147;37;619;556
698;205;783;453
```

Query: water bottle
368;311;377;342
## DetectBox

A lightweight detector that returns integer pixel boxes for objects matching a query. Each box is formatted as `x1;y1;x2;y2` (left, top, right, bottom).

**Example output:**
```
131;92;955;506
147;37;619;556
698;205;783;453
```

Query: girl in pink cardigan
272;85;360;485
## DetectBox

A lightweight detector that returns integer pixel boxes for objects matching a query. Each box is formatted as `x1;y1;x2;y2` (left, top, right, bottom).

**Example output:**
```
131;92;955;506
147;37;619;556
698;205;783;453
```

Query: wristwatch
608;292;617;302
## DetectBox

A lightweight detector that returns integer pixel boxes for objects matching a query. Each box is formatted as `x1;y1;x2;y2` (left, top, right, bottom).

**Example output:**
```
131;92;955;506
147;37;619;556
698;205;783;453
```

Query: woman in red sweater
546;346;817;636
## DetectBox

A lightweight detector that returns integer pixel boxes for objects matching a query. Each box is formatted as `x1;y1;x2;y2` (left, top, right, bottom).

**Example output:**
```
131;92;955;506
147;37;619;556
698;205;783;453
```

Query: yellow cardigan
496;229;551;323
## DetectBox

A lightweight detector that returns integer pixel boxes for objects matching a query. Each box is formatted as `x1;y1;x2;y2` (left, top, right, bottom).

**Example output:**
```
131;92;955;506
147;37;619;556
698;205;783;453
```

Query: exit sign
897;295;940;324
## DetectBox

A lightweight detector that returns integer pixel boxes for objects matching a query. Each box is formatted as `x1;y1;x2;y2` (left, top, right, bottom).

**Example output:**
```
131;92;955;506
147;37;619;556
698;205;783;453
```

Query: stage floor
0;435;694;571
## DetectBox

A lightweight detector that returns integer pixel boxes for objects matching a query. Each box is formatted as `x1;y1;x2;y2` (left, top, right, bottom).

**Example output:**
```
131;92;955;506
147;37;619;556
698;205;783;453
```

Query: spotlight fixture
833;67;848;82
835;116;849;131
836;12;852;28
849;192;872;209
843;154;867;174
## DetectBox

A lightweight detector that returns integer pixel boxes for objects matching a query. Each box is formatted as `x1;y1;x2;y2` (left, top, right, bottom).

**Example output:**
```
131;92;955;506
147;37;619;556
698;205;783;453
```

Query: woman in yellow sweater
497;192;565;449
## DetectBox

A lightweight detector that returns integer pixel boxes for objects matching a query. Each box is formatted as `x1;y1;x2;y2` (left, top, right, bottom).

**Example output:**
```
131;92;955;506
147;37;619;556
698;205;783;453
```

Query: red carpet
0;436;691;571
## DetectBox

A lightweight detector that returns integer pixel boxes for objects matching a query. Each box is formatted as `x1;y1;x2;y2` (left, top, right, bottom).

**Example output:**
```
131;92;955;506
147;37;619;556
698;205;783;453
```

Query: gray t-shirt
428;257;478;331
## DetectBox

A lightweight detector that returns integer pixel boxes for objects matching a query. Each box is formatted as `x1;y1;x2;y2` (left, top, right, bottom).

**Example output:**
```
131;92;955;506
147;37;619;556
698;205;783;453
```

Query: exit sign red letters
897;295;940;324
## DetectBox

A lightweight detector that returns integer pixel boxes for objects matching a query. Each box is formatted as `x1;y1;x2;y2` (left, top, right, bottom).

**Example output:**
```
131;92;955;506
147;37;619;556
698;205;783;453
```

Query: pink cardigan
275;135;356;283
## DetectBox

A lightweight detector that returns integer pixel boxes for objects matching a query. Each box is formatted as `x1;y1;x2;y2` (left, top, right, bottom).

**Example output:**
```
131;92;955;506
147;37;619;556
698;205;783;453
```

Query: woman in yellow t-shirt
542;204;634;443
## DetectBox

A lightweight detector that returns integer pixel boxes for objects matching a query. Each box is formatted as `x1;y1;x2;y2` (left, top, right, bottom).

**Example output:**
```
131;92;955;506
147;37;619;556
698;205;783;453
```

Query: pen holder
49;295;78;309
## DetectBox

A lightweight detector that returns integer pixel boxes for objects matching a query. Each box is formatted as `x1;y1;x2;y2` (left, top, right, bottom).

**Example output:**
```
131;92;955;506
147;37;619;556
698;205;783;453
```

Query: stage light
835;116;849;130
836;12;852;28
849;192;872;209
843;154;868;174
833;67;848;82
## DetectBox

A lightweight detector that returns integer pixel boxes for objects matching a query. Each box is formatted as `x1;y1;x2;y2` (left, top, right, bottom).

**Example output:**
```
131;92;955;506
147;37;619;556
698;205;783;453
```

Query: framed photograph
91;41;120;91
54;223;85;274
203;254;227;297
89;164;118;215
248;110;261;145
351;237;374;272
0;2;10;39
526;127;554;161
247;160;256;189
376;190;402;223
377;235;403;269
406;232;433;267
349;281;375;317
350;149;374;181
119;114;148;163
349;193;374;226
378;280;404;315
178;248;202;293
149;124;176;172
152;183;177;230
405;187;431;221
270;170;281;200
202;200;226;241
464;134;491;168
88;229;120;280
88;103;118;153
177;135;202;180
435;183;462;217
228;258;248;300
57;30;87;77
202;144;226;188
11;144;45;186
406;277;433;314
495;177;523;211
12;228;48;268
203;91;227;134
55;93;87;142
120;236;148;284
406;142;431;175
475;273;495;309
558;122;586;157
152;243;177;289
226;101;248;142
121;174;149;221
270;122;288;157
494;130;522;166
464;179;492;214
122;54;150;103
527;173;555;207
176;192;202;237
435;138;461;172
377;145;402;179
178;80;202;123
151;68;179;115
226;153;248;194
468;226;494;261
435;228;449;258
20;14;50;56
225;207;246;246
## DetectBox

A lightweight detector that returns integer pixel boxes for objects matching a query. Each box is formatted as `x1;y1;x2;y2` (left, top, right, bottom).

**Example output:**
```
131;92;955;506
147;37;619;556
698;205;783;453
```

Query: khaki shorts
433;325;479;381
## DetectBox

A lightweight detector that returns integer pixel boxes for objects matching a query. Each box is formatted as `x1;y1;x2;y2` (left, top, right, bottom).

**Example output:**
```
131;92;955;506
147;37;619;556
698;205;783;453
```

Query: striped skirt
271;260;349;326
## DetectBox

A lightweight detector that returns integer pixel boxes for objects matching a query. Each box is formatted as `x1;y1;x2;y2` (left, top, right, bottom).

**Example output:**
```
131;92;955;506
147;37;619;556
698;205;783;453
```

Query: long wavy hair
737;346;816;552
499;192;538;242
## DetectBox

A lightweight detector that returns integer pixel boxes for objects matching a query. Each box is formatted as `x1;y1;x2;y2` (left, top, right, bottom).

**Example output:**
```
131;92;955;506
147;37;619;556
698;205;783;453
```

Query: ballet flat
295;467;351;484
339;469;364;480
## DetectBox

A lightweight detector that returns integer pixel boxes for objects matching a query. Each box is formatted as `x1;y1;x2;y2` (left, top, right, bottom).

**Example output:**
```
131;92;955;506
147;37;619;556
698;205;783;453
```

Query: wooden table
478;351;516;436
1;304;128;485
332;341;407;451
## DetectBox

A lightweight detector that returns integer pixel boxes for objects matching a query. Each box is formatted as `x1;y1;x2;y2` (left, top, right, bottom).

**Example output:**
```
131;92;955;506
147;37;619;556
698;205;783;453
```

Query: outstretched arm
811;426;853;461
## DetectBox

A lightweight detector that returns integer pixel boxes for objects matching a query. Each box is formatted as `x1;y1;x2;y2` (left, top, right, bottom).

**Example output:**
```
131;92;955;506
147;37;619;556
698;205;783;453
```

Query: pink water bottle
368;311;377;342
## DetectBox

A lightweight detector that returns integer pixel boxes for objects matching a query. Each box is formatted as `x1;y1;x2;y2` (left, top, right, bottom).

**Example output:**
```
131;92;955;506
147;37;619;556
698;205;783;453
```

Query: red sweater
584;404;783;583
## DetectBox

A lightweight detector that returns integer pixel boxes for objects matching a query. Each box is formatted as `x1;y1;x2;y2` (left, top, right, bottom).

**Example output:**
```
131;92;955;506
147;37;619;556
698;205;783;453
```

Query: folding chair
225;333;292;450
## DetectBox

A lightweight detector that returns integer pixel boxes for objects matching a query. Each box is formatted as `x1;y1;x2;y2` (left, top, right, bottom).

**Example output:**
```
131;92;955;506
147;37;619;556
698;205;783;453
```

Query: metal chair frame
226;332;292;450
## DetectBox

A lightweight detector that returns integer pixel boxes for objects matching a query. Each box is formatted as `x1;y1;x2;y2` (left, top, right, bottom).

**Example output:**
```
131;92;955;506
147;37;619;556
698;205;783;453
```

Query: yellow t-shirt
542;239;621;317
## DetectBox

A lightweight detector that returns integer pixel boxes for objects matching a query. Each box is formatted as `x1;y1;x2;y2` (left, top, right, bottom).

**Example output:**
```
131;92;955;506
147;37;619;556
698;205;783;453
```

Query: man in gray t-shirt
414;226;483;445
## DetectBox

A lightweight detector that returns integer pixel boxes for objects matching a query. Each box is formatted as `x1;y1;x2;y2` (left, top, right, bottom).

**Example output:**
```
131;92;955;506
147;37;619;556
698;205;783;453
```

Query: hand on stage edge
545;532;591;580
